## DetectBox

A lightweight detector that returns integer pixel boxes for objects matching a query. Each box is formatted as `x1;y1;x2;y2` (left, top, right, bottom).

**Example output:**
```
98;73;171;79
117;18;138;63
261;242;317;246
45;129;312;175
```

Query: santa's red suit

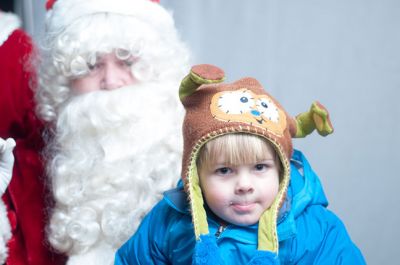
0;11;66;265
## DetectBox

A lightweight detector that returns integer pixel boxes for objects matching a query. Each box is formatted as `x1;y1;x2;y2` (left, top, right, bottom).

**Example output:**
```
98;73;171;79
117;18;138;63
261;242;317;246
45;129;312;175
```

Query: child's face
199;147;280;226
70;53;137;94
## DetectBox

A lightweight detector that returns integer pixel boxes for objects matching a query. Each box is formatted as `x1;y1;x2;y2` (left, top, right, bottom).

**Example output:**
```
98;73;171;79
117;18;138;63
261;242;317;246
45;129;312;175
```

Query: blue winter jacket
115;150;366;264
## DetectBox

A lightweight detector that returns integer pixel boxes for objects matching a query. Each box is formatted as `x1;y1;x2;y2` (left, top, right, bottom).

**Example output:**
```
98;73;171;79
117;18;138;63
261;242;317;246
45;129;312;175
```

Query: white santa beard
47;81;183;255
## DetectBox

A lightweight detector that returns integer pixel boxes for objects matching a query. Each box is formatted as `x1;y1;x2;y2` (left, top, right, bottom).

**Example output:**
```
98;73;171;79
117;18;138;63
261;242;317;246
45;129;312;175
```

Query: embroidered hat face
179;64;334;253
211;89;287;136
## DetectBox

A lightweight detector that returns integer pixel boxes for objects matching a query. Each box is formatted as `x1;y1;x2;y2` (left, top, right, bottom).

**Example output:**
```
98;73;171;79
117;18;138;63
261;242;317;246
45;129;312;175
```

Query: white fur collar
0;12;21;46
0;201;11;264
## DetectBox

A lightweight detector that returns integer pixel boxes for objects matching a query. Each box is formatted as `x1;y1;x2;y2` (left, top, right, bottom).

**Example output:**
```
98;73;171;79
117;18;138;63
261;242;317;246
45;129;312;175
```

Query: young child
115;64;366;264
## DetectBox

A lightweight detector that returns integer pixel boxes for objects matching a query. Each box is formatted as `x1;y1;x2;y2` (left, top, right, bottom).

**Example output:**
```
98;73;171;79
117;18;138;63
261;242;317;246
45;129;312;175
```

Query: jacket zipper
215;223;227;238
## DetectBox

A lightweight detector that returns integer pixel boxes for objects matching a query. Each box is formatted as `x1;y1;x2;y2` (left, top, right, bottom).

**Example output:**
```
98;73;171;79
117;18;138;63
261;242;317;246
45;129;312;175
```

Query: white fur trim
0;12;21;46
46;0;174;35
0;201;11;264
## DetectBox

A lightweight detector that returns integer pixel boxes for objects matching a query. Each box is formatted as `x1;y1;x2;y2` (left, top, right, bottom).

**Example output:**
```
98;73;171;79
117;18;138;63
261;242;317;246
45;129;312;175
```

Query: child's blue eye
255;164;267;171
216;167;231;175
261;102;268;108
240;97;248;103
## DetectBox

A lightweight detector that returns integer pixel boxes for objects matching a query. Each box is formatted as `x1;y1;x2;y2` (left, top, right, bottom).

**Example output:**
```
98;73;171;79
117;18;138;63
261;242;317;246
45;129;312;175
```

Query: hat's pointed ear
179;64;225;102
290;101;334;138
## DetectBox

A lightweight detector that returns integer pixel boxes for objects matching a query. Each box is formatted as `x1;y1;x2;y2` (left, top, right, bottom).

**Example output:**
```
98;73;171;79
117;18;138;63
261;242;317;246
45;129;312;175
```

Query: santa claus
0;138;14;264
0;11;21;264
0;9;66;265
35;0;190;264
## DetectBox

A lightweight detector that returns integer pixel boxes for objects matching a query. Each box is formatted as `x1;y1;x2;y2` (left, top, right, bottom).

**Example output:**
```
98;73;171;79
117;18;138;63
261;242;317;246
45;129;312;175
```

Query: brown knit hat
179;64;333;252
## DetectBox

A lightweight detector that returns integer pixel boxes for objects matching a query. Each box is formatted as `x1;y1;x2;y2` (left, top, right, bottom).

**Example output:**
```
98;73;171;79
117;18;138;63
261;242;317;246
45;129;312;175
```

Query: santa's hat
44;0;173;34
0;11;21;46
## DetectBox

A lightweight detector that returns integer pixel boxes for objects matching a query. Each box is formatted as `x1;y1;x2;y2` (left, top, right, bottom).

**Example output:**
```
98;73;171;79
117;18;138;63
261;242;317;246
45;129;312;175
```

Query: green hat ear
291;101;334;138
179;64;225;102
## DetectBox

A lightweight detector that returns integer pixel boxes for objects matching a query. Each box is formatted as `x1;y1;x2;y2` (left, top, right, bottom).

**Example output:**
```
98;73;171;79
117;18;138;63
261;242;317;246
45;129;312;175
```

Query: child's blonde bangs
198;133;279;171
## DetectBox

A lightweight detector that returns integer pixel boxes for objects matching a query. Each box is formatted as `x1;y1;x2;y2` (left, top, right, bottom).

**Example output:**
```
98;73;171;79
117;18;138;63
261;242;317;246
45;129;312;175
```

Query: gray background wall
18;0;400;264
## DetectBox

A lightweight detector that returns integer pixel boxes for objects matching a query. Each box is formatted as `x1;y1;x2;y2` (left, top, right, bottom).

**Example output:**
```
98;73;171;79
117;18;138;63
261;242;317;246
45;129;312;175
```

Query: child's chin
229;217;259;227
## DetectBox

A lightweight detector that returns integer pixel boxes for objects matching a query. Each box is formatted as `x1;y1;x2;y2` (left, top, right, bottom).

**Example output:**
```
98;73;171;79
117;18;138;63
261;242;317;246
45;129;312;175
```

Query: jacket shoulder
163;186;190;214
280;205;366;264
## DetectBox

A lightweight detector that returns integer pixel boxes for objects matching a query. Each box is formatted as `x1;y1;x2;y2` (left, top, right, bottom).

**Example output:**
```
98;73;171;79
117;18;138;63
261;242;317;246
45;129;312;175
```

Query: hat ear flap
179;64;225;102
290;101;334;138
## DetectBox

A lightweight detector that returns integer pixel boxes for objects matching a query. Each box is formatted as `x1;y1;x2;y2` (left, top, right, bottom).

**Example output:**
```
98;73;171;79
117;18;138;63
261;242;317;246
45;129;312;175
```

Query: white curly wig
35;0;190;262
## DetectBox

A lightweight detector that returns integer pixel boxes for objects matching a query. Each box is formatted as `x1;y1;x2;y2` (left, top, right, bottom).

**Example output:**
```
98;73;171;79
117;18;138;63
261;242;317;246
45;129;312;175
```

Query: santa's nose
101;66;126;90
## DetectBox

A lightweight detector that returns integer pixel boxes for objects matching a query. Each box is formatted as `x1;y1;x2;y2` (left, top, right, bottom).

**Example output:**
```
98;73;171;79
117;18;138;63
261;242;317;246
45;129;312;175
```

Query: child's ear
179;64;225;102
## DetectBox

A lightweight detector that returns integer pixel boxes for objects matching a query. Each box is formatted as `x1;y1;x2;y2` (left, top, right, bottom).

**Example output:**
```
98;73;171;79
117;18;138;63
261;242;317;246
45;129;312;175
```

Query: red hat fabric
46;0;160;11
45;0;172;35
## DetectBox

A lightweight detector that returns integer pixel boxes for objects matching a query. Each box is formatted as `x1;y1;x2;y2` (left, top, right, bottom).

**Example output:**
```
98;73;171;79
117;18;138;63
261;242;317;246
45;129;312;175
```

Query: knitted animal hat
45;0;171;34
180;64;333;255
